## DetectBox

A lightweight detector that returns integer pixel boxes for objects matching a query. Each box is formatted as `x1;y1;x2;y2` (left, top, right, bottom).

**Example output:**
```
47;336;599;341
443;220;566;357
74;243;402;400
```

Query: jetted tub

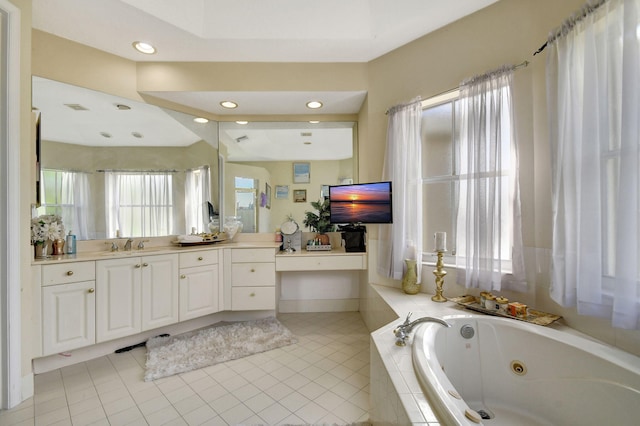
412;315;640;425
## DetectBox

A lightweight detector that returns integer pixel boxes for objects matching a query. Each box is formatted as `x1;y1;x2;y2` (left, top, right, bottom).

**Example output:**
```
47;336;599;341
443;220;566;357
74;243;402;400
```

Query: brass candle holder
432;250;447;302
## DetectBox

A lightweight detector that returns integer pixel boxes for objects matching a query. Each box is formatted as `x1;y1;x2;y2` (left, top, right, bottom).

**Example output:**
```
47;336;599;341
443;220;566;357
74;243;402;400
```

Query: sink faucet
393;312;450;346
123;238;134;251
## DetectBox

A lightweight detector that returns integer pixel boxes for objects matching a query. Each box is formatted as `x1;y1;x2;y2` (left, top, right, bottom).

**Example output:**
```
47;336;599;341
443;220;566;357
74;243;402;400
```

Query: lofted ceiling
31;0;498;159
32;0;498;116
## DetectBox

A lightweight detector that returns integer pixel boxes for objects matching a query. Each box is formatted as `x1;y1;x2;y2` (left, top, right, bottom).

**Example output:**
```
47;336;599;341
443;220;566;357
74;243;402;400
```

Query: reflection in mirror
32;77;220;241
219;121;356;234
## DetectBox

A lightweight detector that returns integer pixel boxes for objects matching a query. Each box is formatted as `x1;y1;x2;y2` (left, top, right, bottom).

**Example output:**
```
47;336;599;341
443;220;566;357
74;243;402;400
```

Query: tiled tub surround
368;284;640;425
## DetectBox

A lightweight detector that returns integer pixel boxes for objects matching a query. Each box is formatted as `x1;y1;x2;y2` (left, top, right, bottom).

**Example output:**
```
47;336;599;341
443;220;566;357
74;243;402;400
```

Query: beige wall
24;0;640;377
362;0;640;355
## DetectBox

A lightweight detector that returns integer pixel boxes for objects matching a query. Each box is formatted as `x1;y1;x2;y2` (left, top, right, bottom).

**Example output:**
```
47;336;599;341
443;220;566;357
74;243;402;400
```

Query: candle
434;232;446;252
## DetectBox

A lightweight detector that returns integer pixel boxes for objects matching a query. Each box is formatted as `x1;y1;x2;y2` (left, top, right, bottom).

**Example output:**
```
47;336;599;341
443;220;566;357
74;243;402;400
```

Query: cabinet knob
251;268;255;272
142;263;149;267
88;288;95;293
198;256;203;261
180;274;186;279
135;264;141;268
66;271;74;276
250;292;255;297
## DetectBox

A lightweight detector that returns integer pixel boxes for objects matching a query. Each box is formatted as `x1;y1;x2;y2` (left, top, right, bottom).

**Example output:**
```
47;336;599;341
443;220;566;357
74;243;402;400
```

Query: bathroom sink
96;247;172;257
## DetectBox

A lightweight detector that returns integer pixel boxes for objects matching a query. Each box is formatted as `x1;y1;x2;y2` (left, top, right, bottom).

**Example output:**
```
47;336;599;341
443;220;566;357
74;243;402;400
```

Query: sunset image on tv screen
329;182;392;223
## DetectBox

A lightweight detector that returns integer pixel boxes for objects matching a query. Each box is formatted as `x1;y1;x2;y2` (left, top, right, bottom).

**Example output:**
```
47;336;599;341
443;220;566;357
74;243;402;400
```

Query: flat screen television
329;181;393;224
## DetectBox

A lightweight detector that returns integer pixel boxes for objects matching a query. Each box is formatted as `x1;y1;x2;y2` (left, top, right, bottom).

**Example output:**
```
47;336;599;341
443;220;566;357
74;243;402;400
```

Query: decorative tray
172;239;227;247
172;233;228;246
306;245;332;251
450;295;562;326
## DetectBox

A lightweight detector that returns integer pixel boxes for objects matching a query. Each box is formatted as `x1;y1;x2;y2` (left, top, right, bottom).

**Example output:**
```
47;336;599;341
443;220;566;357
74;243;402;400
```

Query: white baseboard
21;373;34;401
278;299;359;313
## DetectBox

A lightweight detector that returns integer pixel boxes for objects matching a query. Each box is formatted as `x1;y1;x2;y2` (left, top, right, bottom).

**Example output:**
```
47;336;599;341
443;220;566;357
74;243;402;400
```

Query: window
421;79;524;291
105;172;175;238
38;168;92;239
234;177;257;233
421;95;459;261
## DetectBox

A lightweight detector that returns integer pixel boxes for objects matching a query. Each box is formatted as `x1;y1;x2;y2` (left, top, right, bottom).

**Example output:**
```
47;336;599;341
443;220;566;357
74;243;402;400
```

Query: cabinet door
179;264;220;321
96;258;142;342
42;281;95;355
142;254;179;331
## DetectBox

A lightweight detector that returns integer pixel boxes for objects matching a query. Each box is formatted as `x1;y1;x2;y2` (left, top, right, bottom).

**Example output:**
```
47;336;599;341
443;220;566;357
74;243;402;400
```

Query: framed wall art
275;185;289;199
293;189;307;203
293;162;310;183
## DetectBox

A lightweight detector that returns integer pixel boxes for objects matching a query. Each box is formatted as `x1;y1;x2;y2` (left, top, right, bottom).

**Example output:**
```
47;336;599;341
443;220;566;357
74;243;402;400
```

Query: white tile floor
0;312;371;426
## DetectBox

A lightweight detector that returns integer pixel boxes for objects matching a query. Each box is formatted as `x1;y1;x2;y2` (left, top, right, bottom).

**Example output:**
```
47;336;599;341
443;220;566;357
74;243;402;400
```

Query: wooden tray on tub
450;295;562;326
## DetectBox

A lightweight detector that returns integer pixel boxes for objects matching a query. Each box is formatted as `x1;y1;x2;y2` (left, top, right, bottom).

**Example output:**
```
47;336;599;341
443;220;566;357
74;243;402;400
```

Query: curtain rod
386;60;530;114
533;0;609;56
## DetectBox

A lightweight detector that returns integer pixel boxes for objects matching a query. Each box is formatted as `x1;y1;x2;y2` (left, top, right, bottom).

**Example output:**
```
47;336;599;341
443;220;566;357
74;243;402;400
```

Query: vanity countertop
31;240;282;264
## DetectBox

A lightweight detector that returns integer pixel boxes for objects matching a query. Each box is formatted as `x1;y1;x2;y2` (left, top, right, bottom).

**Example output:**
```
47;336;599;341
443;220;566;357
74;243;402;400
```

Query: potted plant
303;199;335;245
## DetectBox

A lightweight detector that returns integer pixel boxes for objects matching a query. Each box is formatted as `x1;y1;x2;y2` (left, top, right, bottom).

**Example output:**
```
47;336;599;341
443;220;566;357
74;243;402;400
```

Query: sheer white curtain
547;0;640;329
455;66;526;291
59;171;92;240
39;169;92;239
377;98;423;281
105;172;174;238
185;166;211;233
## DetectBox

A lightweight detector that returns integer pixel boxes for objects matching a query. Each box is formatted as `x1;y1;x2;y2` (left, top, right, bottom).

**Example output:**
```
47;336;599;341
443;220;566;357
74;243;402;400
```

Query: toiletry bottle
65;230;76;254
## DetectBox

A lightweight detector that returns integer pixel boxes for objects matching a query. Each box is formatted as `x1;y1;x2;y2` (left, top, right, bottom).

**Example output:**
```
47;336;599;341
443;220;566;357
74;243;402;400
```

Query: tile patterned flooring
0;312;371;426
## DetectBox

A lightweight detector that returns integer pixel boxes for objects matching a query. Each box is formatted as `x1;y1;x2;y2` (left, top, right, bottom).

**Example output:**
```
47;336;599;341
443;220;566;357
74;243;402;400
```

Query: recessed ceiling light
100;132;112;138
131;132;143;138
235;121;249;125
193;117;209;124
220;101;238;109
309;120;320;124
306;101;323;109
132;41;156;55
116;104;131;110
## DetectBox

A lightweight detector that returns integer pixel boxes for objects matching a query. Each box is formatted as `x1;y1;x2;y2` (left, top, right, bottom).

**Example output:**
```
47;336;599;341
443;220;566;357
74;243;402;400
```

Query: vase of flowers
31;214;65;259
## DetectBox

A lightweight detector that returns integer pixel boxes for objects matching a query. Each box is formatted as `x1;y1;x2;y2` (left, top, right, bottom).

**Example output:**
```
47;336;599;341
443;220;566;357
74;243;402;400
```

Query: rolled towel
177;235;204;243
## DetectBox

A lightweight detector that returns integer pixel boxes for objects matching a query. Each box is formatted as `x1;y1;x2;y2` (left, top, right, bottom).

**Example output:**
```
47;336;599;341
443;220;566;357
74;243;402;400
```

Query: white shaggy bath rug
144;317;297;381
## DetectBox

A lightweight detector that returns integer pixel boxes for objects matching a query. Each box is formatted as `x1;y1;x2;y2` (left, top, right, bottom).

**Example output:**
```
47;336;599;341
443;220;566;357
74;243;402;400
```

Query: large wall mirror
32;77;220;240
218;121;357;234
33;76;358;240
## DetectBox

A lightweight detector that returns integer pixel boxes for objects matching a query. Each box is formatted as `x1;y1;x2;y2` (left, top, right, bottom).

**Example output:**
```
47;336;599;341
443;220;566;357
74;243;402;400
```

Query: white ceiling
33;0;498;63
32;0;498;116
31;0;498;159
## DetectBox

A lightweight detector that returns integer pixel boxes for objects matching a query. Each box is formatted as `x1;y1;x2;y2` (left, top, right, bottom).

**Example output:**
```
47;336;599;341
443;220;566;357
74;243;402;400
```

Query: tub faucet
393;312;451;346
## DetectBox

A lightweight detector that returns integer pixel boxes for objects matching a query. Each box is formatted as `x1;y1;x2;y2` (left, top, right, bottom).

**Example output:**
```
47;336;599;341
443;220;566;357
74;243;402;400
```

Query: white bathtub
412;315;640;425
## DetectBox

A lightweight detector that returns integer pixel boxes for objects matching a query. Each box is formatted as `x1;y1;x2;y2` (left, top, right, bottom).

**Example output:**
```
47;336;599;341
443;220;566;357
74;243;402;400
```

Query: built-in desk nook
276;248;367;313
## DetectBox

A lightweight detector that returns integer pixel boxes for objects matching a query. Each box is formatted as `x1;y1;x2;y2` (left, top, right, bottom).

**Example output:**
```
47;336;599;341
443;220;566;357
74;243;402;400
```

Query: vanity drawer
231;263;276;286
179;250;218;269
231;248;275;263
42;261;96;286
275;254;366;271
231;287;276;311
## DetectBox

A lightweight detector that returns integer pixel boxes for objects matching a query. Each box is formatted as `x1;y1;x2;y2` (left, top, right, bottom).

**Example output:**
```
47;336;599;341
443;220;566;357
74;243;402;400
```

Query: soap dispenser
65;230;76;254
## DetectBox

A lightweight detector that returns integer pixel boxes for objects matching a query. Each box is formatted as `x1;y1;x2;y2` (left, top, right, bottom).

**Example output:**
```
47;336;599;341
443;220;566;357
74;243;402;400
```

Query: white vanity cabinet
96;254;178;342
230;248;276;311
41;262;96;356
178;250;221;321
